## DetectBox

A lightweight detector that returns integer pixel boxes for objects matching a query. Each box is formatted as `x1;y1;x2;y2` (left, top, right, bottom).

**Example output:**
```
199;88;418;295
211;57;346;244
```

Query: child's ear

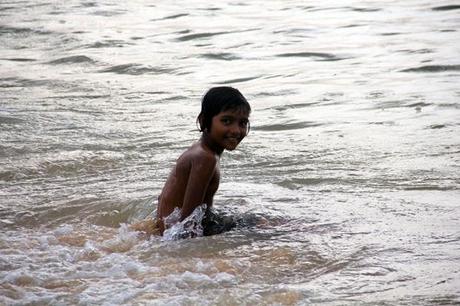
197;114;204;131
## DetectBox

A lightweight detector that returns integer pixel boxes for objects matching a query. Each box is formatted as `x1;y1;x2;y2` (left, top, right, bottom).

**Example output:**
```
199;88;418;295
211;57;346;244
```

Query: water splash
102;224;139;252
162;204;207;241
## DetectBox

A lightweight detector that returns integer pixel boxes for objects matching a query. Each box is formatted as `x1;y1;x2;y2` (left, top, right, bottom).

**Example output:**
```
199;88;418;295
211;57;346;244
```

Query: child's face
209;109;249;151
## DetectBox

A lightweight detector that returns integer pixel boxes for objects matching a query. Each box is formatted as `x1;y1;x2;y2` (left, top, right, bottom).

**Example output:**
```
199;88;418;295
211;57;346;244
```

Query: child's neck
200;134;223;156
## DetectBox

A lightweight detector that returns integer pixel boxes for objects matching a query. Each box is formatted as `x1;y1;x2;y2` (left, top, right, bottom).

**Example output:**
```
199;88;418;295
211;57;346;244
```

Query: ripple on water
348;7;382;12
199;52;241;61
175;31;230;42
275;51;345;61
218;75;262;84
90;9;127;17
432;5;460;11
0;25;52;36
252;121;324;131
271;101;320;111
0;57;36;62
99;64;175;75
151;13;189;21
4;150;125;180
83;40;133;49
400;65;460;73
0;77;47;88
0;115;25;125
47;55;96;65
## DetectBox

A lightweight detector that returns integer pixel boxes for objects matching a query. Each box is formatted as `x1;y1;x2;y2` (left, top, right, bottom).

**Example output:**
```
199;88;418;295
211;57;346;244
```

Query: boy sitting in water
132;87;250;236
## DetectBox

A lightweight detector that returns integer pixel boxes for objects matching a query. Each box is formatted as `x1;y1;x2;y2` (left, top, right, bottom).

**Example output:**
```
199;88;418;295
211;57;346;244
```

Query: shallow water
1;0;460;305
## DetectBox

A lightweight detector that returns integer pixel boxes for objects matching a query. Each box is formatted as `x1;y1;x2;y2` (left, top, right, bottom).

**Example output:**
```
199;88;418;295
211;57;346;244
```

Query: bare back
157;141;220;232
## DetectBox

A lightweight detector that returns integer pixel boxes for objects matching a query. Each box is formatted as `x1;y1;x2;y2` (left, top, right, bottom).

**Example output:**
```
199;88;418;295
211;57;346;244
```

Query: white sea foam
101;223;139;252
214;272;237;285
53;224;74;236
74;241;101;261
4;269;39;286
195;260;218;274
181;270;213;284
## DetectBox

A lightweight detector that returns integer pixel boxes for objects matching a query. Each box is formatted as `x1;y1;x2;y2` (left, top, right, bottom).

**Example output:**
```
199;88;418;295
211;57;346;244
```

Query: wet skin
156;109;249;233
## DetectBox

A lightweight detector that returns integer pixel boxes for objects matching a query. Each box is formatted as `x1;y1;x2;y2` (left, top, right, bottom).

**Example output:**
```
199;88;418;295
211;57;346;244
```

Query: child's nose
229;123;241;134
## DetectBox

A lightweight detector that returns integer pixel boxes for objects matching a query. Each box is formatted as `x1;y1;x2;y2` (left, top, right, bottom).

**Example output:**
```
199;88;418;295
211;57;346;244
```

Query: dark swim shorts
202;209;236;236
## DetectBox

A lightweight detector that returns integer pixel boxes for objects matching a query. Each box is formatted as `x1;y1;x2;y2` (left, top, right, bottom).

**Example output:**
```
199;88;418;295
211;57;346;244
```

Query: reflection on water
1;0;460;304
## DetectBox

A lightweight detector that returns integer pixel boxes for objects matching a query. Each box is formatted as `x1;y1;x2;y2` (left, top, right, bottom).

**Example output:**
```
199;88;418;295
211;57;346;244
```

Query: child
132;87;250;236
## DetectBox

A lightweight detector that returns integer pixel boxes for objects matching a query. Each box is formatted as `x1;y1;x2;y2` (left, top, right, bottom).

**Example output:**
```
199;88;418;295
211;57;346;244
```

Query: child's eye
221;118;232;125
239;120;249;127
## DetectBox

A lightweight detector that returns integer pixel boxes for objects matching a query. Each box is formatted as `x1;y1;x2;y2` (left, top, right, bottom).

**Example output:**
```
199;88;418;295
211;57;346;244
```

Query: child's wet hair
197;87;251;132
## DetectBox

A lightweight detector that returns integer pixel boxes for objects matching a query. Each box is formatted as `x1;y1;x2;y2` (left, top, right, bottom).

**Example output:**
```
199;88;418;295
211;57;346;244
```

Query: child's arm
180;154;217;221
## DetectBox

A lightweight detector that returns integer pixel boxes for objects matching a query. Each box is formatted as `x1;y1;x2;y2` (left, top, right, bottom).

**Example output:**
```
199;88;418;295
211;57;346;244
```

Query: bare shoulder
186;143;218;168
176;143;217;169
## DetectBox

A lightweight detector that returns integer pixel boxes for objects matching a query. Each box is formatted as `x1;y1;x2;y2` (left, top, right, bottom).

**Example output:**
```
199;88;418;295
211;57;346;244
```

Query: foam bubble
74;241;102;261
214;272;237;285
195;260;218;274
37;235;50;250
53;224;74;236
182;271;212;282
4;270;38;286
101;224;139;252
180;271;213;287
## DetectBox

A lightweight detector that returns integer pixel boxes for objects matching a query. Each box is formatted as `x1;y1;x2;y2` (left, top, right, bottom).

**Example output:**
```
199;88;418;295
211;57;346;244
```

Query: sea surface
1;0;460;305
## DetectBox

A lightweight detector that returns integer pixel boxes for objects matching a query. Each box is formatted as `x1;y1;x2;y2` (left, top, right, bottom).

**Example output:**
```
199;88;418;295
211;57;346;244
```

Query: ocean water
1;0;460;305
